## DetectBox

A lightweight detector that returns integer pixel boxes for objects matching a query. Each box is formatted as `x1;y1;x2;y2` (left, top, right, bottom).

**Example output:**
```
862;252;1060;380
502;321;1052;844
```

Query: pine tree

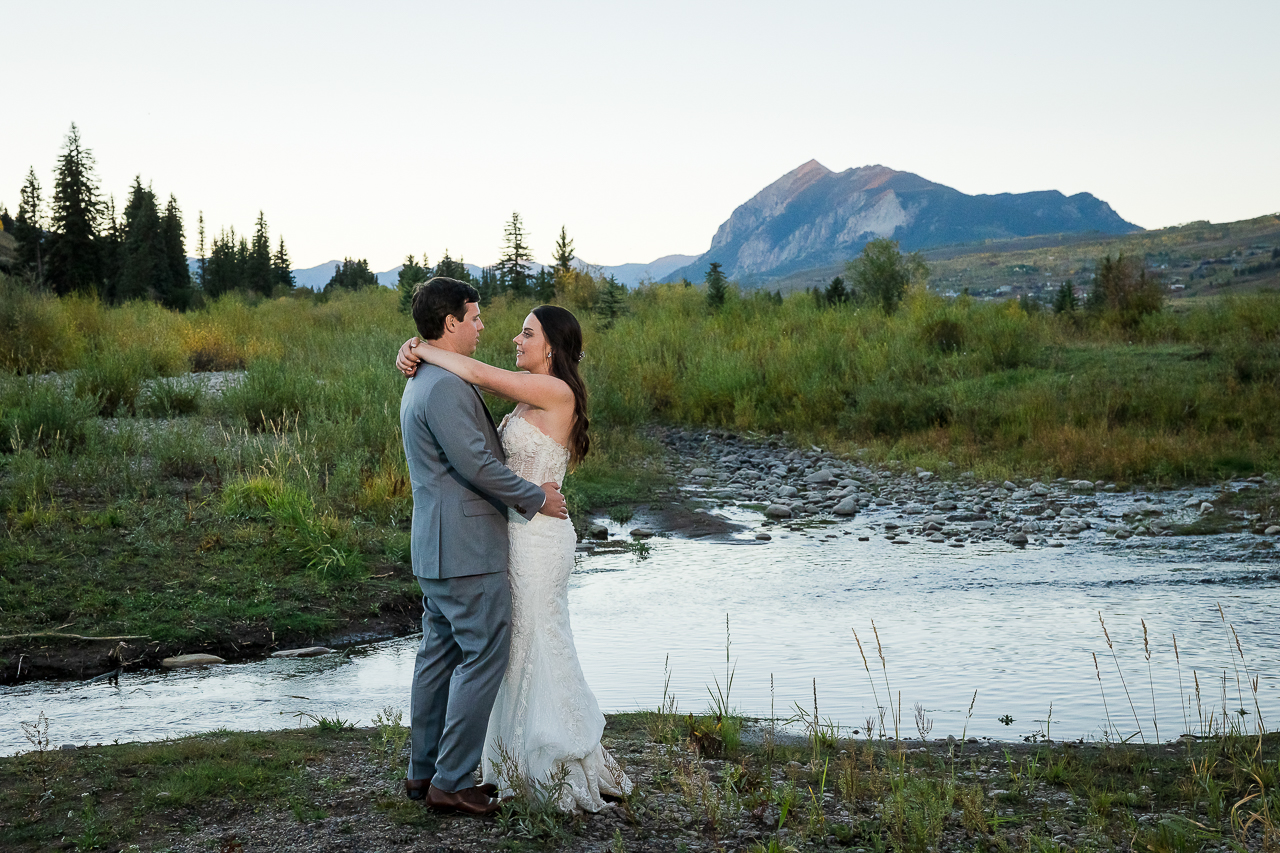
478;265;501;304
246;211;273;295
552;226;574;274
824;275;849;306
117;177;164;303
195;213;207;289
324;257;379;292
46;123;103;295
435;250;473;283
534;267;556;303
14;167;45;284
1053;280;1079;314
397;254;430;313
161;194;191;308
595;275;626;328
496;212;532;297
705;262;728;309
272;236;295;291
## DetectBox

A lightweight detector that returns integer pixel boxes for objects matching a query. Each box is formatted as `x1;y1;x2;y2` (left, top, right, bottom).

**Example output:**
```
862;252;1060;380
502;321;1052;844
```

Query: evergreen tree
496;212;532;297
246;211;273;295
824;275;849;306
14;167;46;284
117;177;166;303
1053;280;1079;314
705;261;728;309
196;212;207;289
534;267;556;303
99;194;124;297
203;227;242;297
595;274;626;328
161;194;191;308
552;226;574;274
272;236;295;291
324;257;379;292
397;254;431;313
435;250;474;283
478;265;501;304
46;123;103;295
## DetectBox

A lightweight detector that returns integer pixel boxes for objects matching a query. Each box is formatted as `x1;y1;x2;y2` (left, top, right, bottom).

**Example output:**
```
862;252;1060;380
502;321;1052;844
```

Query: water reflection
2;515;1277;755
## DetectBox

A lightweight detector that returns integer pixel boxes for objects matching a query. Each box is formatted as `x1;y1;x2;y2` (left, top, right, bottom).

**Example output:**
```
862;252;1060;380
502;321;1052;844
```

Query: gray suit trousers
409;572;512;791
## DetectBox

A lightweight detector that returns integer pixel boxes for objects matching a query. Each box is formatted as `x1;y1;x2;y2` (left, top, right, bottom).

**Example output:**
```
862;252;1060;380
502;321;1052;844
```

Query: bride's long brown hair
532;305;589;466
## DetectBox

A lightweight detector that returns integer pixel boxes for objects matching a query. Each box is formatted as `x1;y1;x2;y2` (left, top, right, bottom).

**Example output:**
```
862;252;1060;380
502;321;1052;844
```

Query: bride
396;304;632;812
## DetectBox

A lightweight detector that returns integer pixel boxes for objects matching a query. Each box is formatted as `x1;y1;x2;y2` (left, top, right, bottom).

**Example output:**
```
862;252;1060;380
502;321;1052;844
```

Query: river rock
690;467;712;477
755;533;772;540
629;527;655;538
833;496;859;516
917;471;934;482
778;485;799;498
1007;532;1028;545
162;654;225;668
1031;483;1050;496
933;500;957;511
804;469;834;484
1003;481;1017;491
1070;480;1095;492
1200;502;1215;514
271;646;335;658
928;532;945;542
1266;526;1280;535
764;504;793;519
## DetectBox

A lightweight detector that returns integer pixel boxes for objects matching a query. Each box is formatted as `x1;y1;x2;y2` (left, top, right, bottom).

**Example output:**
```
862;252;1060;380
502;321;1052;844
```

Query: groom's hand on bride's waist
537;482;568;519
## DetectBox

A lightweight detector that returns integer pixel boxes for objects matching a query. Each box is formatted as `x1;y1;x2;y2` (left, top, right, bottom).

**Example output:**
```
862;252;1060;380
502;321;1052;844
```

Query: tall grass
2;278;1278;495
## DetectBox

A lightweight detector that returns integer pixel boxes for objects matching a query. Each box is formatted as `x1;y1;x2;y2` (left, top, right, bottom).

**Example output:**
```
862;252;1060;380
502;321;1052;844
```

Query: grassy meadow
2;270;1280;675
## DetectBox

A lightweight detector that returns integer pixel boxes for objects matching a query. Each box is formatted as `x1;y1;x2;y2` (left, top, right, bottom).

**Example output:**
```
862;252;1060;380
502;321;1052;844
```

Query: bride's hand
396;337;421;377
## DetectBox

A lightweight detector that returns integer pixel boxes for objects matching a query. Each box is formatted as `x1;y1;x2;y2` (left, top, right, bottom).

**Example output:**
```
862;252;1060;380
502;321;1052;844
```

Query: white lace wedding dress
480;414;633;812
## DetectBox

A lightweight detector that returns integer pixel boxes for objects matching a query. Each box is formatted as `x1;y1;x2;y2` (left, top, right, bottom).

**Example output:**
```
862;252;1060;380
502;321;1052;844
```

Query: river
3;487;1277;756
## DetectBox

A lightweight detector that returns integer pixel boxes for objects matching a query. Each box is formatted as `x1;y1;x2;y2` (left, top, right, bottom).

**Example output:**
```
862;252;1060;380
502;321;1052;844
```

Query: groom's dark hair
413;277;481;340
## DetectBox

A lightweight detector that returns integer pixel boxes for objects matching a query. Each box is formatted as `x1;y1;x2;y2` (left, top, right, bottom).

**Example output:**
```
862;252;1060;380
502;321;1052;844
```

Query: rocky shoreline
604;428;1280;558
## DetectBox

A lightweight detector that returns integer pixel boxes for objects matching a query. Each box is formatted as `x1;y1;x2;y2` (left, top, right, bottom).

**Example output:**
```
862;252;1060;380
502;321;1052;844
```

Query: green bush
0;377;95;453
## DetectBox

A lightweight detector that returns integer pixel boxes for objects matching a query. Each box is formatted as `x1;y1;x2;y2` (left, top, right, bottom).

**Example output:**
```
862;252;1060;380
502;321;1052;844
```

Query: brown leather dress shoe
404;778;429;801
425;784;500;816
478;782;499;798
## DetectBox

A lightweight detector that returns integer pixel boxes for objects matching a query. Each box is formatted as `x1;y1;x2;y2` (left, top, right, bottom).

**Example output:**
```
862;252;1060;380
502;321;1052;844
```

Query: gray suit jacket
400;364;546;579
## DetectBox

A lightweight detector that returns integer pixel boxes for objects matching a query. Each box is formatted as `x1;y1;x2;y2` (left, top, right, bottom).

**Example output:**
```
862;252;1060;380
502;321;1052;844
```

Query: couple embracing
396;277;631;815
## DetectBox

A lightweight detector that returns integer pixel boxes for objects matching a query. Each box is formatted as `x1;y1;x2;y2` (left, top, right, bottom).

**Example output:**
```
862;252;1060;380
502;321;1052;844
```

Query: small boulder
777;485;799;498
804;469;835;484
690;467;712;477
1030;483;1050;496
1070;480;1096;492
755;533;772;541
1003;481;1018;491
1200;502;1215;514
162;654;225;669
629;527;655;538
1265;525;1280;536
1007;532;1029;545
587;522;609;540
833;496;859;516
764;504;793;519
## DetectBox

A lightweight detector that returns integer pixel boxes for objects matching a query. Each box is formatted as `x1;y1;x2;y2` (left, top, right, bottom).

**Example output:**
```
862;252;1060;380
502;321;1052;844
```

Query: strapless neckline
500;413;570;458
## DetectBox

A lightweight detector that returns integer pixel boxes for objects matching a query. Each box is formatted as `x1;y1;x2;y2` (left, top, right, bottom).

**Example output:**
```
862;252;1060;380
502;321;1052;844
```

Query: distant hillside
666;160;1140;285
769;214;1280;302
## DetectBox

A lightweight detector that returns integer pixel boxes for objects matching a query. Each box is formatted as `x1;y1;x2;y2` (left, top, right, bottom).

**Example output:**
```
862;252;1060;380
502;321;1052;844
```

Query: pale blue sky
5;1;1277;271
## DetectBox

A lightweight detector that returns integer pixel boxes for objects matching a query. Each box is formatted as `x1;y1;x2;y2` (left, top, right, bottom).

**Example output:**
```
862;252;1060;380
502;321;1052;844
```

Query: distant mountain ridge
282;254;699;292
666;161;1141;284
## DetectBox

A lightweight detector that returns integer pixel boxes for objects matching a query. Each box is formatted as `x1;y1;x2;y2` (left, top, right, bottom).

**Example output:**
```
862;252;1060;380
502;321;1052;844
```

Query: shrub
0;274;83;373
0;377;95;453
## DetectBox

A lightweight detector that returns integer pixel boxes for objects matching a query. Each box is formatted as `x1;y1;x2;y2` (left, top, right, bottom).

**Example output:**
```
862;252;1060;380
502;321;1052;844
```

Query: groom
399;277;567;815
